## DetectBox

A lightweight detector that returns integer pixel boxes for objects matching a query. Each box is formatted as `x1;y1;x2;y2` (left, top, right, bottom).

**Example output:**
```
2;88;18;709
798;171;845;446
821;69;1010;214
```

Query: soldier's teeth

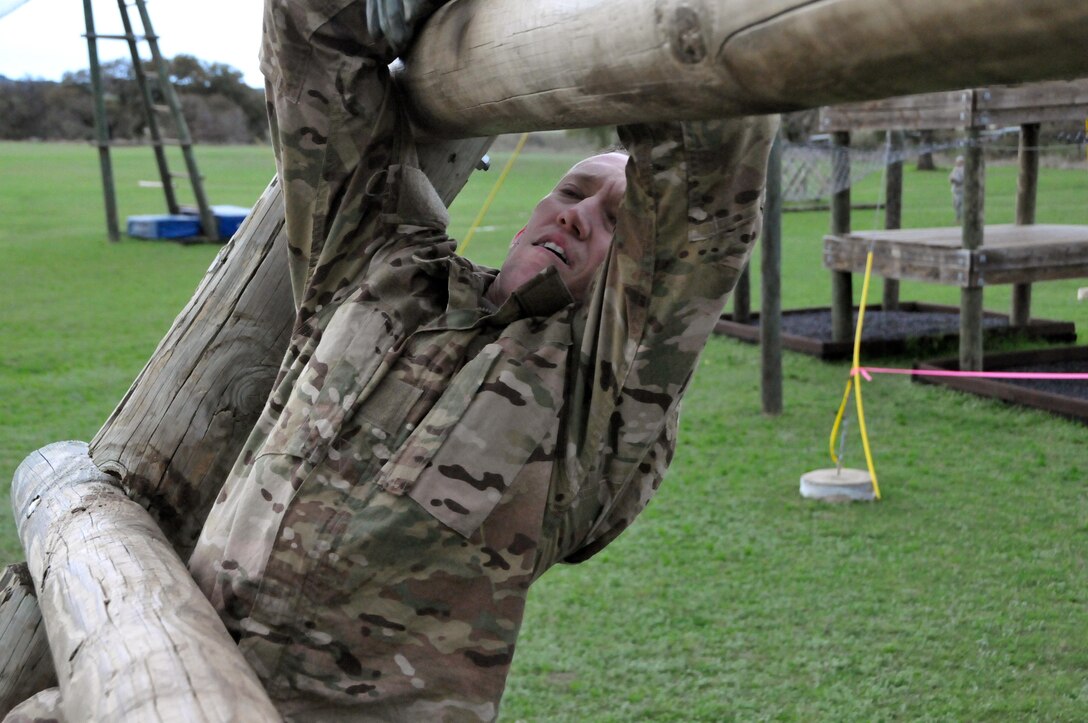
542;242;567;263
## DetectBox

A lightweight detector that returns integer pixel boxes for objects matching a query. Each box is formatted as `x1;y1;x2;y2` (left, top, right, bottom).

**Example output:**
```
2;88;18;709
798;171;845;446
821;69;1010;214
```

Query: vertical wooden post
82;0;120;241
882;130;904;311
1011;122;1040;327
960;127;985;371
830;131;854;342
733;267;751;324
761;133;783;416
115;0;179;214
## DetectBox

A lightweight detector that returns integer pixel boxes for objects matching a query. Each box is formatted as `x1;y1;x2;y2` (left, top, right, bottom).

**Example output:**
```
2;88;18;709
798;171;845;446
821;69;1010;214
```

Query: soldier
188;0;777;719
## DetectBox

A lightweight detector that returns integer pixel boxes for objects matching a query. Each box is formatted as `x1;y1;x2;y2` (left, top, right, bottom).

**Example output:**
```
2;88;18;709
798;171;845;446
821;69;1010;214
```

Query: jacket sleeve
562;116;778;561
262;0;449;321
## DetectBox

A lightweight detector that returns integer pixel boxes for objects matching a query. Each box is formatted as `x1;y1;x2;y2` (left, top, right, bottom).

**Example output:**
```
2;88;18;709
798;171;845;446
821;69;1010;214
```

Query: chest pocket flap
376;329;570;537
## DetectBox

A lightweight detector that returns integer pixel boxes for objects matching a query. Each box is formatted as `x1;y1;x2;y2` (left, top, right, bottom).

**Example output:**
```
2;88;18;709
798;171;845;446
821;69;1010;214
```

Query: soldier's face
487;152;628;305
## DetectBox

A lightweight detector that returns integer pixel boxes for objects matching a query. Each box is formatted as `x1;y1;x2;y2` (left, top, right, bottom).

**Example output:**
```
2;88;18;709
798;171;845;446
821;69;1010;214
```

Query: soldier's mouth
537;241;569;265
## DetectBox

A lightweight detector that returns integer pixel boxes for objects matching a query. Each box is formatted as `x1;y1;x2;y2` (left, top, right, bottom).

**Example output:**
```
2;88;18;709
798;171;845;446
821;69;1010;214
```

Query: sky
0;0;264;87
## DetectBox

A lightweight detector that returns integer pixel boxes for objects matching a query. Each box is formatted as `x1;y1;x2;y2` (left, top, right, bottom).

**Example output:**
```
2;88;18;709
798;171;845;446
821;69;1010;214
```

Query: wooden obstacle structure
819;78;1088;370
5;1;1088;719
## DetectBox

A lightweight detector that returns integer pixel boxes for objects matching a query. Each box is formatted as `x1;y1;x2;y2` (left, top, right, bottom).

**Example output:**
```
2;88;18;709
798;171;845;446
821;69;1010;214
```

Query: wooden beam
400;0;1088;137
819;78;1088;131
11;442;280;722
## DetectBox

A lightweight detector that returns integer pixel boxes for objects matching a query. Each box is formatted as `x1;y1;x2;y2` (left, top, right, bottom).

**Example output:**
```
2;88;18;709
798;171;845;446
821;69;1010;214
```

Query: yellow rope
828;249;882;499
455;133;531;256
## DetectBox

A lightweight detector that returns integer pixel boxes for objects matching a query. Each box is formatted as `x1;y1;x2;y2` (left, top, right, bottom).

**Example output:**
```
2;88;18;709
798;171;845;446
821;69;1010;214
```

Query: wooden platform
824;224;1088;287
714;302;1076;361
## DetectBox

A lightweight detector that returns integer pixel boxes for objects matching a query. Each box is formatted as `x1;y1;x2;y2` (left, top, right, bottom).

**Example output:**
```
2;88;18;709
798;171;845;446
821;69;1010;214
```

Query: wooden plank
825;225;1088;286
976;78;1088;126
977;242;1088;285
819;77;1088;131
824;235;973;286
819;90;973;131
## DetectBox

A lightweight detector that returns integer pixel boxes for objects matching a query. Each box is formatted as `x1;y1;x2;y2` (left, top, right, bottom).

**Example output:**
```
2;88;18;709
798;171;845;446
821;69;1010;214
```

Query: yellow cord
455;133;531;256
828;249;882;499
829;377;853;466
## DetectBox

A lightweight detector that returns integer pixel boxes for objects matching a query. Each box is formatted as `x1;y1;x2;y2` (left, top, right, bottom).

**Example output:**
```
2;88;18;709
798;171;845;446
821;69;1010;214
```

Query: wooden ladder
82;0;218;241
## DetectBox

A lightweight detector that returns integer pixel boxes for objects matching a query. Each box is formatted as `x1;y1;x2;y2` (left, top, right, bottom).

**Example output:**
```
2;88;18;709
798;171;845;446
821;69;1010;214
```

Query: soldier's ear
509;226;526;248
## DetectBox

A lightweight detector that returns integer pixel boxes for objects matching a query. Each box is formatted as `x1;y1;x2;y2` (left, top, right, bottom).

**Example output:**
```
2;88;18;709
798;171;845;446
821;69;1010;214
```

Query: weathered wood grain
11;442;280;722
819;78;1088;131
400;0;1088;137
0;564;56;720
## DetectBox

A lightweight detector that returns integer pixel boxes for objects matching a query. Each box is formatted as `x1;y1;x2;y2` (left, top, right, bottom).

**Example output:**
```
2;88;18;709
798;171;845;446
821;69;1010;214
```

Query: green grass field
1;140;1087;720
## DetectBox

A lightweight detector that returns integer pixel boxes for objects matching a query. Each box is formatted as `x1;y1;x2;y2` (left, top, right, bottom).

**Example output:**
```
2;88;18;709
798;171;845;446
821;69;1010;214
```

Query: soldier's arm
263;0;452;317
563;117;778;560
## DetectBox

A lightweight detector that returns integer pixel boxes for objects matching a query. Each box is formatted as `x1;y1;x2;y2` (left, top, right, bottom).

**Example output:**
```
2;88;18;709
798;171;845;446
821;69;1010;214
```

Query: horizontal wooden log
11;442;280;722
0;564;56;719
400;0;1088;137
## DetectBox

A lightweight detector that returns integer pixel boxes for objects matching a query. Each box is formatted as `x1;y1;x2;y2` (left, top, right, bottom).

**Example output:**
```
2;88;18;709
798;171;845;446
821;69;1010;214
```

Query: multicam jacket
189;1;777;720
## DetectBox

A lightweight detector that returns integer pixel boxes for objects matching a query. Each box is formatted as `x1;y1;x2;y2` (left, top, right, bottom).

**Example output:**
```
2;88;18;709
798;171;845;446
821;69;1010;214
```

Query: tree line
0;55;267;144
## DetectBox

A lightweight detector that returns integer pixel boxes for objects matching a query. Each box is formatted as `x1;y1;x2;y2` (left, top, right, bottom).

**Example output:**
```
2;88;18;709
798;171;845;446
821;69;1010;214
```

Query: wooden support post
960;127;985;371
82;0;120;241
1011;122;1040;327
831;131;854;343
400;0;1088;137
761;133;783;416
733;267;751;324
11;442;281;722
882;130;904;311
0;564;56;719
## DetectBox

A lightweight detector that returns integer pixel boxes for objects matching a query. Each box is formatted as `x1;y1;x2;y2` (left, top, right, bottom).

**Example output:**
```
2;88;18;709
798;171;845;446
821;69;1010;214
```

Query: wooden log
10;442;280;722
830;131;853;343
88;138;494;560
400;0;1088;137
0;564;55;719
4;688;63;723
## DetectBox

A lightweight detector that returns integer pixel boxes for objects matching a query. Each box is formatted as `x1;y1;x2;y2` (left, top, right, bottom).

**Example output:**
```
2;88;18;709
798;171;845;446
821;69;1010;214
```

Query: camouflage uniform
188;0;777;719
